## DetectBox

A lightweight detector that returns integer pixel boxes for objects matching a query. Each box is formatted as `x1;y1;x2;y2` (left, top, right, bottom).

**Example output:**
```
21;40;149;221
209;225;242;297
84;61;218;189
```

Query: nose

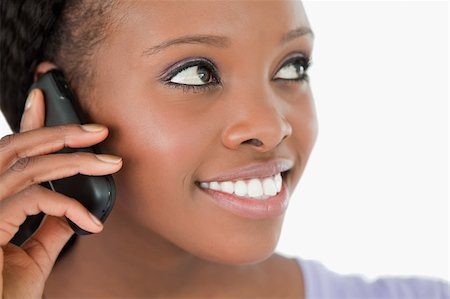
221;92;293;152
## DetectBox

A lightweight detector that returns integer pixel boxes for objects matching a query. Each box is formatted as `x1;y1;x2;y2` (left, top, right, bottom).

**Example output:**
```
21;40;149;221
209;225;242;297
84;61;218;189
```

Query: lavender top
297;258;449;299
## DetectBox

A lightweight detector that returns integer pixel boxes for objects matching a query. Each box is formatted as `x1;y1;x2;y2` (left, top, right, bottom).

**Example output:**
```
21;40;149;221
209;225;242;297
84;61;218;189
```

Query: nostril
244;138;263;147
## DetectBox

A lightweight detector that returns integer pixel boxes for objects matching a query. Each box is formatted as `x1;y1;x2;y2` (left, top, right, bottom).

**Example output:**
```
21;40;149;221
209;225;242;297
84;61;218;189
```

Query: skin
1;1;317;298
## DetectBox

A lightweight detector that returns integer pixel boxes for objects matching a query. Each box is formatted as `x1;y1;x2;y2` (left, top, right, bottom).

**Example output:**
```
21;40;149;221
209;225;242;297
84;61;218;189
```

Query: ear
34;61;59;82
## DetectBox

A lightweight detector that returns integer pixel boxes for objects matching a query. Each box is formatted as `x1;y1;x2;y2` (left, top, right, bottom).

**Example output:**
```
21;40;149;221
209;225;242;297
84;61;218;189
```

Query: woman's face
84;0;316;264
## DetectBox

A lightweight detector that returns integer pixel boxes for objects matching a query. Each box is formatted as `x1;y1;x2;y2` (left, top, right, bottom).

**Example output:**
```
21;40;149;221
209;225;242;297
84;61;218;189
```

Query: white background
277;1;449;281
1;0;448;282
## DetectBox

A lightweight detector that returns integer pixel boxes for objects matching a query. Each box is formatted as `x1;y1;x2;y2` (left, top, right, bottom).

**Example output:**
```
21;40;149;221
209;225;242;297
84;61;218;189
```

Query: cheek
106;105;280;264
85;80;316;264
287;91;318;188
110;103;207;212
292;97;318;156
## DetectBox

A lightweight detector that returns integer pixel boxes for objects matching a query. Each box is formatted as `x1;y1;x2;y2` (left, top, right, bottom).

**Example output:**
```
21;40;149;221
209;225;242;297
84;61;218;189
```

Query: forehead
115;1;310;45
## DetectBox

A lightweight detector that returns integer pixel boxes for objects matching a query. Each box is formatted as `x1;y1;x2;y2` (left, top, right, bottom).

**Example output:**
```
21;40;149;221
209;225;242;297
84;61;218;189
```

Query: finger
0;185;103;246
0;123;109;174
20;89;45;133
21;215;75;278
0;152;122;199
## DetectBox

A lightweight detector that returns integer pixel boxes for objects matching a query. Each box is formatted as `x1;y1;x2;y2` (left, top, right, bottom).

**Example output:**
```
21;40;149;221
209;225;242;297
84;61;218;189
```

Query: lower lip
197;178;290;219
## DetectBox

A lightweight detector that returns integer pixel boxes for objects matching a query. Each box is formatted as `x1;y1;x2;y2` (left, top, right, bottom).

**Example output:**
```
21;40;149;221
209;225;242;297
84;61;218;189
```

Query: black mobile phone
11;69;116;244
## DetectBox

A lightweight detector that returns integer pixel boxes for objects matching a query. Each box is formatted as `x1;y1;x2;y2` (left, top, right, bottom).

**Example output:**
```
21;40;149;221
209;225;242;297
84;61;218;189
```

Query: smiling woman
0;0;448;298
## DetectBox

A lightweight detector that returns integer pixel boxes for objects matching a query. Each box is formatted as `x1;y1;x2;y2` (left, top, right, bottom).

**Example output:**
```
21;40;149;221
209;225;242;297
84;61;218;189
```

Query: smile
195;159;293;219
197;173;283;200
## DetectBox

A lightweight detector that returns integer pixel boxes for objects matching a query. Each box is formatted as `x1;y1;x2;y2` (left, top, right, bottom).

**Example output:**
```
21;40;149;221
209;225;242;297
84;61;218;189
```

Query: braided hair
0;0;119;133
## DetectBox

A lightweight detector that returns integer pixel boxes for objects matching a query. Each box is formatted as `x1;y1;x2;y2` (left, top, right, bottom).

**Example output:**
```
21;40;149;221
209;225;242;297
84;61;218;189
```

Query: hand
0;89;123;298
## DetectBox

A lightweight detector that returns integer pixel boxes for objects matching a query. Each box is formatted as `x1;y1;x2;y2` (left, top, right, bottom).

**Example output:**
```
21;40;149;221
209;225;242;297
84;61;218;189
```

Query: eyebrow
281;26;314;43
142;26;314;56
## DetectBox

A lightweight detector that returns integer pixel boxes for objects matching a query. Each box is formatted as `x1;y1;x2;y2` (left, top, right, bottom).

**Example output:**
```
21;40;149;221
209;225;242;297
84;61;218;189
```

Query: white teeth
274;173;282;192
247;178;263;197
200;182;209;188
262;177;277;196
234;180;247;197
209;181;221;191
220;181;234;194
199;173;283;200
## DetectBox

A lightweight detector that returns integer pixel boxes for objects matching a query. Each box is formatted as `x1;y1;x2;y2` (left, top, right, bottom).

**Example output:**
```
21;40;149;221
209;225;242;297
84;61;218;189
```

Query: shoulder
298;258;450;299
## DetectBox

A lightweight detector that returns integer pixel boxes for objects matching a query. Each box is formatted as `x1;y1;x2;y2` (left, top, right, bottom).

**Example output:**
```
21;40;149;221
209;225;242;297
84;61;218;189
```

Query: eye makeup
157;51;312;94
273;52;312;83
159;57;222;93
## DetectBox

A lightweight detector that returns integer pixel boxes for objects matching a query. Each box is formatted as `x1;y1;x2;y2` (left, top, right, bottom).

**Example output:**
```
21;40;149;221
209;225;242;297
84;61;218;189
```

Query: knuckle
65;152;95;175
71;151;91;162
0;133;23;171
27;175;41;188
0;133;15;152
66;199;80;211
54;124;69;135
53;125;70;146
21;184;40;197
64;197;83;216
10;156;32;172
54;124;79;135
24;238;49;257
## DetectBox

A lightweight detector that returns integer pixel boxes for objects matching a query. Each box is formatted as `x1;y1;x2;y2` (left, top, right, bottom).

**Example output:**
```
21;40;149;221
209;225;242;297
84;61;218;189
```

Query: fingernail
25;89;36;111
89;212;103;227
81;124;105;132
96;154;122;164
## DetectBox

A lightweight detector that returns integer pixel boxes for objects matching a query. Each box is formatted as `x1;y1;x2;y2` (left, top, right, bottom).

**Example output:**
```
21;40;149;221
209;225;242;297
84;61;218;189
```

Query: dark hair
1;0;121;249
0;0;119;133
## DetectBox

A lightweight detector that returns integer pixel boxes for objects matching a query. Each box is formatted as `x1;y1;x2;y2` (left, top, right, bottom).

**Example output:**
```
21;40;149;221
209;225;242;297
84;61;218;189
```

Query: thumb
20;89;45;133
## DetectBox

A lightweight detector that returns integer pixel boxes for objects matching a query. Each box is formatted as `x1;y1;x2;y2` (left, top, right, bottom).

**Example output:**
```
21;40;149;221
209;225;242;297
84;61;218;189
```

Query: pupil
292;63;304;78
197;66;211;83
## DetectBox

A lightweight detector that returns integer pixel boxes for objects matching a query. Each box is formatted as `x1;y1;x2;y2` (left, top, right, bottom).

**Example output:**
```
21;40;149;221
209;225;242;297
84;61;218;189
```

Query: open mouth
195;170;290;201
194;170;291;219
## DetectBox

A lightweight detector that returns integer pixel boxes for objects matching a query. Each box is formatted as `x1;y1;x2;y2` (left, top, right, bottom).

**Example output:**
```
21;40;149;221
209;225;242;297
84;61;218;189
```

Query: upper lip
198;158;294;182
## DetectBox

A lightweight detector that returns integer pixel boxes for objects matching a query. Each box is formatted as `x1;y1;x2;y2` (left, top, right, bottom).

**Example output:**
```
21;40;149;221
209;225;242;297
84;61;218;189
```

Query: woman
0;1;448;298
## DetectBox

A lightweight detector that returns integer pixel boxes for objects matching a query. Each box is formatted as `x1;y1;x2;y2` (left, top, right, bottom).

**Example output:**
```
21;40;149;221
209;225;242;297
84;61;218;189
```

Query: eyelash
161;58;221;93
160;54;311;93
274;55;312;84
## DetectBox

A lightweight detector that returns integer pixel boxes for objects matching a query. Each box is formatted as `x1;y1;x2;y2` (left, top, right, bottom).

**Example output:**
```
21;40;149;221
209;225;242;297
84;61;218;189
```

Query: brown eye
273;56;310;81
197;65;212;83
170;65;214;85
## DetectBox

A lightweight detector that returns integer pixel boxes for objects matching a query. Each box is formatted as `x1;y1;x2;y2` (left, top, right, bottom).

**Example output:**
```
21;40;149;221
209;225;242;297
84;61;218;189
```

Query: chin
189;230;281;266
